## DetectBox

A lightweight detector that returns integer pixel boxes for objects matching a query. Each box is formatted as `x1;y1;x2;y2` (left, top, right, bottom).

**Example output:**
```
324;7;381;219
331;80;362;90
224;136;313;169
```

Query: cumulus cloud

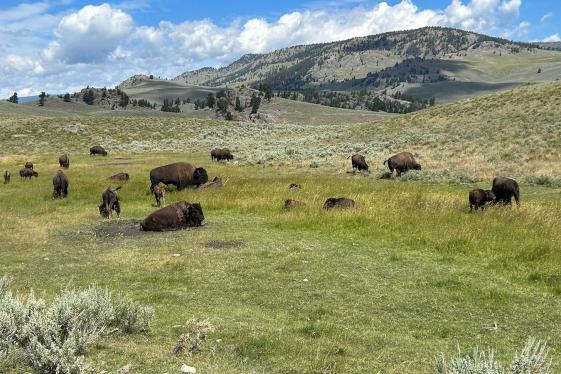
543;33;561;43
540;12;553;23
0;0;540;98
43;3;132;63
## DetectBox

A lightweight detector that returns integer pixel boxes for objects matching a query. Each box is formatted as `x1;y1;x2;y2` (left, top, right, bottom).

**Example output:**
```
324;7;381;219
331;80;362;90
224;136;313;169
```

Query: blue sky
0;0;559;97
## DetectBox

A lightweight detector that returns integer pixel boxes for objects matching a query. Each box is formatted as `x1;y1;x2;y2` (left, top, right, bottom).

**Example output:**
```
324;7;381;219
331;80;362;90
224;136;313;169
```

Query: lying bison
59;154;70;168
99;186;121;218
211;148;234;161
384;152;421;176
90;146;108;156
289;183;302;190
323;197;355;210
149;162;208;191
492;177;520;206
3;170;10;184
24;161;33;170
140;201;205;232
469;189;495;212
52;170;69;198
108;172;130;181
284;199;303;209
351;154;369;172
20;168;38;180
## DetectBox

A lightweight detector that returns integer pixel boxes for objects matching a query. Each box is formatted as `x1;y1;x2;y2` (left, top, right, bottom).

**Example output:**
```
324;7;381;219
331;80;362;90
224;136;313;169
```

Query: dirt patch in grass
94;219;149;238
204;240;244;250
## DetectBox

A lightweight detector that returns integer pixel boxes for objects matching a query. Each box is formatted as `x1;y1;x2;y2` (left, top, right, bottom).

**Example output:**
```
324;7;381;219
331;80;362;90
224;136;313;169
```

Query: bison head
193;167;208;186
484;190;496;202
183;203;205;227
413;163;422;171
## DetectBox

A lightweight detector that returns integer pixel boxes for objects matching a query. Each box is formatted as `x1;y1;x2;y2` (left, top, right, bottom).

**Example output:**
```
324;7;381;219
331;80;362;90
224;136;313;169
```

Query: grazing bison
289;183;302;190
198;177;223;189
59;154;70;168
351;154;369;172
24;161;33;170
99;186;121;218
3;170;10;184
52;170;69;198
492;177;520;206
108;172;130;181
211;148;234;161
469;189;495;212
90;146;108;156
140;201;205;232
149;162;208;191
384;152;421;176
153;185;166;207
323;197;355;210
20;168;38;180
284;199;303;209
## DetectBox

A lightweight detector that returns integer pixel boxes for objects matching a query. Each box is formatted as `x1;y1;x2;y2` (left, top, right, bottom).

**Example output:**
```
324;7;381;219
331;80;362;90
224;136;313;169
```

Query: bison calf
52;170;69;198
99;186;121;219
3;170;10;184
20;168;38;180
492;177;520;206
140;201;205;232
469;189;495;212
153;185;166;207
323;197;355;210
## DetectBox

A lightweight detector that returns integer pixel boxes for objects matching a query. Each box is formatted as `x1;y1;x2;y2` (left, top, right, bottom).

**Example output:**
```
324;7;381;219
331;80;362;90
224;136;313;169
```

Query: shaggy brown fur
384;152;421;176
149;162;208;191
140;201;205;232
469;189;495;211
323;197;355;210
90;146;108;156
99;186;121;218
59;154;70;168
19;168;38;180
351;154;369;172
52;170;69;198
108;172;130;181
24;161;33;170
153;185;166;207
211;148;234;161
492;177;520;206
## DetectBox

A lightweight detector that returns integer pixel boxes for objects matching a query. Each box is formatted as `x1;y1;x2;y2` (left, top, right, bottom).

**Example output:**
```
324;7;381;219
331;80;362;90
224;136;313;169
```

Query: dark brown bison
140;201;205;232
323;197;355;210
289;183;302;190
90;146;108;156
99;186;121;218
149;162;208;191
211;148;234;161
284;199;303;209
153;185;166;207
20;168;38;180
351;154;369;172
3;170;10;184
59;154;70;168
24;161;33;170
492;177;520;206
384;152;421;176
108;172;130;181
469;189;495;212
52;170;69;198
198;177;223;189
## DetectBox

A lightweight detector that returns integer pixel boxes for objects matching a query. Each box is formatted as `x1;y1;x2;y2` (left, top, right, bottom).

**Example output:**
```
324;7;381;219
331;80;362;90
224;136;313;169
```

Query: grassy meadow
1;81;561;373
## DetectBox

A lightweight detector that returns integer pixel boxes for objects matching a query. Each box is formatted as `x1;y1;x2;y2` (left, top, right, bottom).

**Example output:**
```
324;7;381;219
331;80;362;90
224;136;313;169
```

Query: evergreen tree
206;93;216;108
250;94;261;114
235;96;243;112
83;89;95;105
38;92;46;106
217;97;229;112
259;83;273;102
8;92;18;104
119;91;129;108
63;93;71;102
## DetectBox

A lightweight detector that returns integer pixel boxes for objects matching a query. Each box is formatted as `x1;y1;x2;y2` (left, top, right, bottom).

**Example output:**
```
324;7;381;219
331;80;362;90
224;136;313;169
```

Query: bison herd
2;148;523;235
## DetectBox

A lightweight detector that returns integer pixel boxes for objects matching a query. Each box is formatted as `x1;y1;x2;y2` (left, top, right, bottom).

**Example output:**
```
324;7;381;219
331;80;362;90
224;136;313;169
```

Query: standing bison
351;154;369;172
20;168;38;180
99;186;121;218
90;146;108;156
469;189;495;212
492;177;520;206
59;154;70;168
3;170;10;184
140;201;205;232
384;152;421;176
323;197;356;210
153;185;166;207
211;148;234;161
149;162;208;191
52;170;69;198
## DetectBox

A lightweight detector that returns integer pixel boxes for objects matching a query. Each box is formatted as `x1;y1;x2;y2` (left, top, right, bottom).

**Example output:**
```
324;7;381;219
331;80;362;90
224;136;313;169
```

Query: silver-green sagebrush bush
436;338;552;374
0;276;154;373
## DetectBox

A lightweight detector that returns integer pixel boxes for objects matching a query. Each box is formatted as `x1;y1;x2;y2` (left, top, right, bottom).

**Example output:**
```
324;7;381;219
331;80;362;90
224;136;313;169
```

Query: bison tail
383;160;387;165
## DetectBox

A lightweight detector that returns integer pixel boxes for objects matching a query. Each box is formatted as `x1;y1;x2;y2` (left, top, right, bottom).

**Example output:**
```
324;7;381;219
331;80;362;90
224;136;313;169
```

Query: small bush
525;174;561;188
172;319;215;356
0;276;154;373
436;338;552;374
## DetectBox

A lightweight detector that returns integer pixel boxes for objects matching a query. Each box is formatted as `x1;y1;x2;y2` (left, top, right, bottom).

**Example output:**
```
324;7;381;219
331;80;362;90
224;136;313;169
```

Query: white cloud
43;3;132;63
543;33;561;43
541;12;552;23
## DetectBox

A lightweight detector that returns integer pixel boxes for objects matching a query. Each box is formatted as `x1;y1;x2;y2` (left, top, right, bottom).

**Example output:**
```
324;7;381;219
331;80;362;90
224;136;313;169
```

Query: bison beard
140;202;205;232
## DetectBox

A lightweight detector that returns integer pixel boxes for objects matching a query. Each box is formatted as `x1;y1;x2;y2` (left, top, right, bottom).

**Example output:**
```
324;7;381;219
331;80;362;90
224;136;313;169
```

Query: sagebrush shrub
0;276;154;373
